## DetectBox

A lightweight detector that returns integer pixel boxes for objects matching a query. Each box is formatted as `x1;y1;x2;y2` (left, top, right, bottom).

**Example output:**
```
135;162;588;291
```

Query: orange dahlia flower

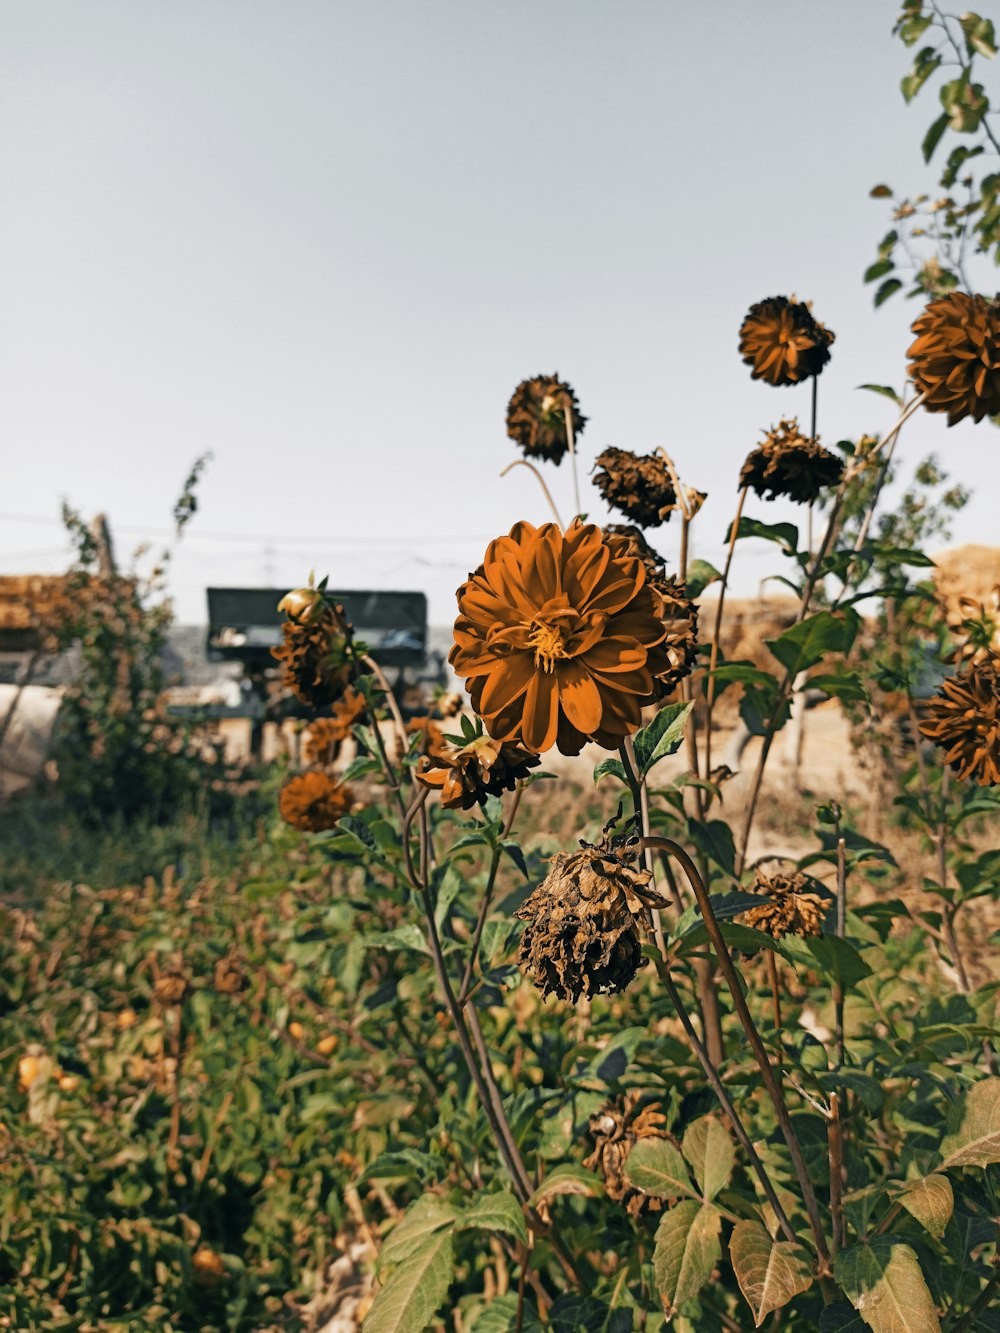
907;292;1000;425
278;770;354;831
450;520;671;755
739;295;835;386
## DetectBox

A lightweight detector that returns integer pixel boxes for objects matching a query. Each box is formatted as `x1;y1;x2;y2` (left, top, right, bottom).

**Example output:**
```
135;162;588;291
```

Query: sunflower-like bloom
739;295;835;386
604;525;698;696
451;520;674;755
272;596;352;708
950;587;1000;667
584;1095;670;1217
506;374;587;464
918;657;1000;785
739;418;843;504
278;770;354;831
303;688;367;764
907;292;1000;425
742;869;828;939
416;725;539;809
592;448;678;528
515;840;671;1001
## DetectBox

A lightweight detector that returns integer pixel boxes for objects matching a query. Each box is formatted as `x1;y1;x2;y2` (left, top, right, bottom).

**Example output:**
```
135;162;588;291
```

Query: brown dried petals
506;374;587;464
739;418;843;505
907;292;1000;426
592;448;678;528
918;657;1000;785
584;1095;670;1216
516;843;671;1002
742;869;827;939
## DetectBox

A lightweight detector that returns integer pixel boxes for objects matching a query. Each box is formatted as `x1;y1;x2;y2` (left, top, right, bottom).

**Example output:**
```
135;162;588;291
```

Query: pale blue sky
2;0;998;625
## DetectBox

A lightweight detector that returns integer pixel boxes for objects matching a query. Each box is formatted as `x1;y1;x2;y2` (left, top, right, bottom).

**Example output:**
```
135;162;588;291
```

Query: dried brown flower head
451;520;675;755
950;587;1000;666
272;597;353;708
416;720;540;809
739;295;835;386
604;526;698;697
907;292;1000;425
739;418;844;505
592;448;678;528
506;374;587;464
435;690;465;719
301;718;342;767
918;657;1000;785
279;770;354;831
515;839;671;1001
584;1094;670;1216
742;869;827;939
213;951;246;995
153;972;189;1006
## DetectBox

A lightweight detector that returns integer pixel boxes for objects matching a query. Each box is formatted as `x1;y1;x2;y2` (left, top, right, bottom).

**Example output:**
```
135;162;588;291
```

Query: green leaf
364;1229;454;1333
459;1190;528;1244
729;1220;814;1327
922;111;949;162
685;558;722;599
858;383;903;404
808;672;868;703
549;1295;632;1333
895;1175;954;1239
817;1070;884;1115
766;610;860;677
633;702;693;777
834;1238;941;1333
624;1137;694;1200
593;757;628;787
938;1076;1000;1169
685;817;736;875
377;1195;457;1270
469;1294;542;1332
356;1150;444;1186
528;1163;604;1209
803;936;873;989
864;259;894;283
675;890;766;937
682;1117;734;1201
733;516;799;553
363;924;430;956
874;277;904;307
652;1200;722;1316
960;14;997;58
678;921;794;962
819;1301;866;1332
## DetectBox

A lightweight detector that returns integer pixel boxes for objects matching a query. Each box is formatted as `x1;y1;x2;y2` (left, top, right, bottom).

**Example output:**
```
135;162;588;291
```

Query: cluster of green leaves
867;3;999;305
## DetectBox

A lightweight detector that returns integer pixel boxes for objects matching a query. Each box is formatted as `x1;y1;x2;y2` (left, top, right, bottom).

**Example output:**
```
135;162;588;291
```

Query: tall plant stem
650;950;799;1246
828;1092;844;1256
360;653;407;755
703;486;748;785
563;403;582;520
458;784;524;1004
500;460;565;528
835;829;847;1067
640;836;832;1271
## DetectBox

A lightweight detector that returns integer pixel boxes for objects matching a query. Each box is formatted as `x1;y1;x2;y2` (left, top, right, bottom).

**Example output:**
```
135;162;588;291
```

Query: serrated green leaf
939;1077;1000;1169
767;610;860;678
652;1200;722;1316
459;1190;528;1244
469;1294;542;1332
377;1195;457;1271
625;1137;694;1200
633;702;692;777
682;1117;734;1201
729;1220;814;1327
834;1238;941;1333
364;1228;454;1333
895;1175;953;1239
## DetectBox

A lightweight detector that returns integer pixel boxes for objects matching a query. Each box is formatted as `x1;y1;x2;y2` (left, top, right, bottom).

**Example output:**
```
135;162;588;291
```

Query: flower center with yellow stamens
528;619;570;672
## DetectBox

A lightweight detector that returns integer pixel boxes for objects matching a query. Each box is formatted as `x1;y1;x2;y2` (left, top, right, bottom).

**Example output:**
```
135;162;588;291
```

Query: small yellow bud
288;1021;305;1041
277;587;322;622
316;1034;338;1056
17;1056;41;1091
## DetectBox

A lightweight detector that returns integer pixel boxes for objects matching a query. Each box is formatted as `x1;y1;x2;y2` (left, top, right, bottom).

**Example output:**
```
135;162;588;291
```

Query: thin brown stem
360;653;408;756
835;832;847;1067
500;460;565;528
828;1093;844;1256
766;950;783;1037
703;486;748;785
651;951;799;1246
563;400;582;520
641;837;832;1271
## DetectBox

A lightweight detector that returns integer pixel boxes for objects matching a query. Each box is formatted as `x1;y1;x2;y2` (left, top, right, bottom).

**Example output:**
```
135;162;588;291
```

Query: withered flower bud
949;587;1000;667
742;869;828;939
604;525;698;696
153;972;189;1006
276;587;324;622
918;657;1000;785
515;839;671;1002
213;951;246;995
506;374;587;464
739;418;843;505
907;292;1000;425
592;448;678;528
417;726;539;809
739;295;835;386
272;599;353;708
584;1094;670;1216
